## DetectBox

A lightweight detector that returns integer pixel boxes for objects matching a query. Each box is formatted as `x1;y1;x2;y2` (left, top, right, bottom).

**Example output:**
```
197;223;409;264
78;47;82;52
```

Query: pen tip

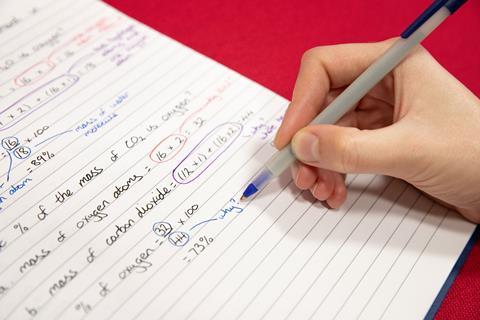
241;183;258;201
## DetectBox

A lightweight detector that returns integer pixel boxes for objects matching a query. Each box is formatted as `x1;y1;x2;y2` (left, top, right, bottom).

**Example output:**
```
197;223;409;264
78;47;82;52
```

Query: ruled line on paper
131;179;294;320
328;192;419;317
206;176;361;320
7;28;163;138
0;3;107;98
357;199;435;319
53;90;280;319
0;48;282;316
228;192;317;317
47;82;278;312
0;50;206;272
0;23;170;187
233;196;326;319
237;179;404;320
378;210;448;319
307;181;410;318
182;189;307;320
59;134;273;318
1;1;476;319
2;48;202;241
159;175;362;320
99;102;285;320
2;12;118;91
0;0;58;34
249;175;374;320
279;176;392;319
3;72;255;316
0;0;82;61
0;43;185;236
0;4;101;72
0;46;169;205
1;18;148;146
198;176;375;320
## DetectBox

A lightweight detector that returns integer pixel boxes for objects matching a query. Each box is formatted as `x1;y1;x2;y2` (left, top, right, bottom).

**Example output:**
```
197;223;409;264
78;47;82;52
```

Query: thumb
291;124;405;177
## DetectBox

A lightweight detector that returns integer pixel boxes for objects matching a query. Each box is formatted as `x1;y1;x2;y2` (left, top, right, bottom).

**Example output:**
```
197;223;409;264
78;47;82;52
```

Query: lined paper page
0;1;475;319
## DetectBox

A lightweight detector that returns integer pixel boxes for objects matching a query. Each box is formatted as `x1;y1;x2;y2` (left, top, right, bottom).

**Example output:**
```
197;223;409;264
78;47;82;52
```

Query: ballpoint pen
241;0;468;200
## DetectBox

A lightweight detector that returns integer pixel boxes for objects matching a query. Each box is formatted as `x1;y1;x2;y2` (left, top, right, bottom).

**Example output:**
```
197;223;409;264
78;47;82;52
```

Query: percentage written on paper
198;235;213;245
184;235;214;262
13;223;29;235
74;302;92;314
31;150;55;167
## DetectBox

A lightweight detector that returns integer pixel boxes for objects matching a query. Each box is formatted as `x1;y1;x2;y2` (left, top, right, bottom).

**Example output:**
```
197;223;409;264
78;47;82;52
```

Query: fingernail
292;131;318;162
273;135;281;150
312;181;328;201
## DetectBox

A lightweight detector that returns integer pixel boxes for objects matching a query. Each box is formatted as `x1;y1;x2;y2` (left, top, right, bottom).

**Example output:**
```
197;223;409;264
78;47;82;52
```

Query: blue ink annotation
190;198;244;231
75;92;128;137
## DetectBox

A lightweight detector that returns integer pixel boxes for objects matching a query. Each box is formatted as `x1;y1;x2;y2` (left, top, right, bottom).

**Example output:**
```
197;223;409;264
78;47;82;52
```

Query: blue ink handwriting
190;198;243;231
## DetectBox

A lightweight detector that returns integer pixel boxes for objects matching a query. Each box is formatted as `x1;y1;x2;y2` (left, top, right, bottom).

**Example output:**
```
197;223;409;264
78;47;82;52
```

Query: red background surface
104;0;480;318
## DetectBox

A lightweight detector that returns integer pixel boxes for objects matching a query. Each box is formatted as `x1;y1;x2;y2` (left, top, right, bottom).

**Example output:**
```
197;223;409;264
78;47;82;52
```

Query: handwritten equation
0;3;291;319
173;122;242;184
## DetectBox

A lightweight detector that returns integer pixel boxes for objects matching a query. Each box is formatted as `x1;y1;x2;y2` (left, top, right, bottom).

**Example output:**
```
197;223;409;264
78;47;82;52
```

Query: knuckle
394;44;431;78
300;49;316;65
411;43;428;55
338;130;360;173
460;208;480;225
465;213;480;225
301;47;324;65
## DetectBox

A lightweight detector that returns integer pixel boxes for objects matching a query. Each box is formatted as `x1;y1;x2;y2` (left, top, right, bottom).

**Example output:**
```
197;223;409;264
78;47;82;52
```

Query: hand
274;39;480;223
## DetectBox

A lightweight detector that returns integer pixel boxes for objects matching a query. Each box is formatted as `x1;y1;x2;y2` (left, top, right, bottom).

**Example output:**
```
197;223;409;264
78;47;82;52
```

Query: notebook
0;1;476;319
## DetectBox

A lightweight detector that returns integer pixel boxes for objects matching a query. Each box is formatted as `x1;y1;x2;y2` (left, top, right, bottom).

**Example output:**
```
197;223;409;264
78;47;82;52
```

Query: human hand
274;39;480;223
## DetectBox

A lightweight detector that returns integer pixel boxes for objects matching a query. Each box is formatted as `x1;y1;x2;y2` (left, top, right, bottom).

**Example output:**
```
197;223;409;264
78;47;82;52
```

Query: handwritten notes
0;1;476;319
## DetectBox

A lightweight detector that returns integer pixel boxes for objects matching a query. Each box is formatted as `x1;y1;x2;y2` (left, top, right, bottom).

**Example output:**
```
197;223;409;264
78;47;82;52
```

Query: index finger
274;39;396;149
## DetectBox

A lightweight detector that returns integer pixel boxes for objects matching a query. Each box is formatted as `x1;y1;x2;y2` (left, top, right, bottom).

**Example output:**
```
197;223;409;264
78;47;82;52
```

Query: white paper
0;1;475;319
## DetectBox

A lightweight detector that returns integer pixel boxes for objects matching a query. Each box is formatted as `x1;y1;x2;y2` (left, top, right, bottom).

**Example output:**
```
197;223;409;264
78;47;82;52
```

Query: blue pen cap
445;0;468;13
401;0;448;39
400;0;468;39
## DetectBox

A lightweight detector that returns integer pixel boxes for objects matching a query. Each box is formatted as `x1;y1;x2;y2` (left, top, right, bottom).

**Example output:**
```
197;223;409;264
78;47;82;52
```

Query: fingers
291;124;406;177
310;170;335;201
327;173;347;209
291;162;348;209
274;39;397;149
291;161;317;190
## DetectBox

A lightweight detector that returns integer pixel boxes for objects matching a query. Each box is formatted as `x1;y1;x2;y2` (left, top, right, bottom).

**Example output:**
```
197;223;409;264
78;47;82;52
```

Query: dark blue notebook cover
425;225;480;319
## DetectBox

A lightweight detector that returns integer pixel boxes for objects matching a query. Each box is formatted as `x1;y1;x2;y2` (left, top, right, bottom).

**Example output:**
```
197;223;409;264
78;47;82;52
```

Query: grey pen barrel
264;7;450;178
